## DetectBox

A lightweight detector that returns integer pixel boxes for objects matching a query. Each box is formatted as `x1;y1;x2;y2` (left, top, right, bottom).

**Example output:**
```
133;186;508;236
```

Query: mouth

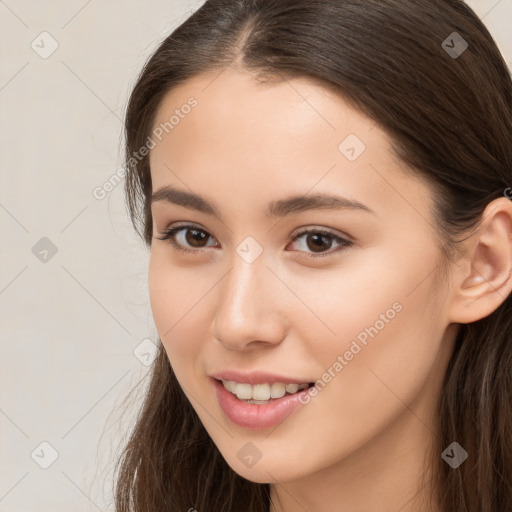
212;377;315;429
217;379;315;405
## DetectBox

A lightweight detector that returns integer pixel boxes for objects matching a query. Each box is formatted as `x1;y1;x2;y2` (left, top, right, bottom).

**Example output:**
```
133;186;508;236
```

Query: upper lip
209;370;313;386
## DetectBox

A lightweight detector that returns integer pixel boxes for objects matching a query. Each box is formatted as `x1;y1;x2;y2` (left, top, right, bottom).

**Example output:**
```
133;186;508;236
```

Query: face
147;68;455;485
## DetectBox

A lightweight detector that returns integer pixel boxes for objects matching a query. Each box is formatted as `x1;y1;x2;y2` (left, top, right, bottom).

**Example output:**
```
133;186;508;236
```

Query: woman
113;0;512;510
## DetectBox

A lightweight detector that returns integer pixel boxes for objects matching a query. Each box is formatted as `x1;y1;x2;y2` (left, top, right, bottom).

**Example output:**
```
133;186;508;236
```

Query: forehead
150;68;383;175
150;68;379;151
148;68;433;227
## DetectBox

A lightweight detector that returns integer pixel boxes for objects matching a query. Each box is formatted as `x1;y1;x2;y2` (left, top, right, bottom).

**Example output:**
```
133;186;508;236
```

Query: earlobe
448;197;512;324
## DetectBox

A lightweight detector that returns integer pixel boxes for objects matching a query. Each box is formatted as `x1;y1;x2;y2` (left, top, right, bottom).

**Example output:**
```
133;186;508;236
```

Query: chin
221;451;308;485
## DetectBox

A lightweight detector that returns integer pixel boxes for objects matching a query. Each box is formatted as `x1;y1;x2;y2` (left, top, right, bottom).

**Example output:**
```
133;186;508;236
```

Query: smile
221;380;312;404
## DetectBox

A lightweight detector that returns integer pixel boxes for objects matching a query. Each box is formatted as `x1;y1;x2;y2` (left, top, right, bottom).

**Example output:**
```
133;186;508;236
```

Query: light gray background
0;1;510;510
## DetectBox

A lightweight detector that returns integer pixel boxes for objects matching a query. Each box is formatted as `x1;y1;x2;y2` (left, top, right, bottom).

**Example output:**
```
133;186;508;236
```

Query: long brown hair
113;1;512;510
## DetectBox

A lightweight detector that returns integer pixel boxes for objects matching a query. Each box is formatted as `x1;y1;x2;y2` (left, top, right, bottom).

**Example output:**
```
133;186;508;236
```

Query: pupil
186;229;207;247
308;233;331;252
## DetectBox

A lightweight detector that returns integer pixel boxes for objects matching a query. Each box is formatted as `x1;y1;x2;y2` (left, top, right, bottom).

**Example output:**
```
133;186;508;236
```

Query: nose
212;250;288;351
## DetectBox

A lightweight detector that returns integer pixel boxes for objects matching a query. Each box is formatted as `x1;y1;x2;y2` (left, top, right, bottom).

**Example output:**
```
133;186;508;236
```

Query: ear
448;196;512;324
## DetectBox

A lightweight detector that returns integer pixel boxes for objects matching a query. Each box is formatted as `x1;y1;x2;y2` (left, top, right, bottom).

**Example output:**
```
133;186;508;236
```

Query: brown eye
156;224;352;258
306;233;333;252
156;224;218;254
184;228;209;247
289;229;352;258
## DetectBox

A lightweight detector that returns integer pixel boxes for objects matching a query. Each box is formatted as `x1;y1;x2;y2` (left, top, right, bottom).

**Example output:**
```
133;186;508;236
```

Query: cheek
301;243;447;405
147;251;216;368
284;249;430;362
312;263;446;431
148;254;175;334
275;280;447;477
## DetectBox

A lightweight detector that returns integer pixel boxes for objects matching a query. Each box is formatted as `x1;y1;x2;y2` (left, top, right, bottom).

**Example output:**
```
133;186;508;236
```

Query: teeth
270;382;286;399
253;383;272;401
221;380;309;401
285;383;299;394
234;383;252;400
223;380;237;393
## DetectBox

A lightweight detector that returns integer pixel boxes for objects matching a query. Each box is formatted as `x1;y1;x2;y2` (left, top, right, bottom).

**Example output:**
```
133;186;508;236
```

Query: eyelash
155;223;353;258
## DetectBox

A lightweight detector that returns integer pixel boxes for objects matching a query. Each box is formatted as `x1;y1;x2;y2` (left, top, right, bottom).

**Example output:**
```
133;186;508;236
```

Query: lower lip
212;378;310;430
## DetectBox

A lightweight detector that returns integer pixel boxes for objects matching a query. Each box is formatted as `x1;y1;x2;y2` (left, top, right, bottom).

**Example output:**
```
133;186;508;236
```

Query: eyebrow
151;185;375;220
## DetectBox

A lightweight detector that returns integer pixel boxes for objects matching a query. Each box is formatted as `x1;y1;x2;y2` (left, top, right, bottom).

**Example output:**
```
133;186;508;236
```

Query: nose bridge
213;249;286;349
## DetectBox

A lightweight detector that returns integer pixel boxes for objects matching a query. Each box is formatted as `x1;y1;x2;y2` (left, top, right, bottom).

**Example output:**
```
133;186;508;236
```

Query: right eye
155;224;219;254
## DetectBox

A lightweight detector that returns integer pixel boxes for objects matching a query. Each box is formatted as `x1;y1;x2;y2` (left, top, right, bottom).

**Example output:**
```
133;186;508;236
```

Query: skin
147;67;512;512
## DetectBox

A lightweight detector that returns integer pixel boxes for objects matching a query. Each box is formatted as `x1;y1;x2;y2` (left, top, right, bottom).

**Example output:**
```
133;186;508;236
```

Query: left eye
289;229;352;257
155;224;352;258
